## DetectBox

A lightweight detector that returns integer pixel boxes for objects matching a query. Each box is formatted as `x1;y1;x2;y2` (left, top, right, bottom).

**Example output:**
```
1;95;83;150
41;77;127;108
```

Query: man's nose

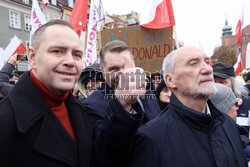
63;52;75;67
201;61;213;74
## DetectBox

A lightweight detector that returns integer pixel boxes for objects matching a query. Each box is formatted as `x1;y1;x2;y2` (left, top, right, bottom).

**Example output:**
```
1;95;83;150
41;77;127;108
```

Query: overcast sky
103;0;250;56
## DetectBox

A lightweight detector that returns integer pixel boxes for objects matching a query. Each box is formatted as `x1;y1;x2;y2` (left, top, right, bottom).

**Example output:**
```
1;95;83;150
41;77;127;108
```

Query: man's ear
165;73;176;89
27;47;37;70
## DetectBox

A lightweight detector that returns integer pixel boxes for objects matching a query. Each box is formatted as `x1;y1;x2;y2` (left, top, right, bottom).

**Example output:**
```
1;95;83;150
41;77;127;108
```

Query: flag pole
173;26;179;49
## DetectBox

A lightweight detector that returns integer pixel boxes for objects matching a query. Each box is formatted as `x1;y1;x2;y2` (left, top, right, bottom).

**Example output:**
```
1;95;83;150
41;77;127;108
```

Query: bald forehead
174;46;207;62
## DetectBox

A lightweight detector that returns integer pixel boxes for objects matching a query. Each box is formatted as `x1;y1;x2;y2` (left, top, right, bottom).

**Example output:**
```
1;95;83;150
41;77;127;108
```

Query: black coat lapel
66;94;96;167
33;111;77;166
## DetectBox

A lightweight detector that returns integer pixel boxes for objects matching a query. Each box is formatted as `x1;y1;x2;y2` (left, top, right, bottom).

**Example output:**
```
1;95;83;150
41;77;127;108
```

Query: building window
9;10;21;29
44;12;50;20
53;14;60;20
51;0;57;6
66;14;70;21
24;15;31;31
22;0;29;4
26;41;30;50
68;0;74;8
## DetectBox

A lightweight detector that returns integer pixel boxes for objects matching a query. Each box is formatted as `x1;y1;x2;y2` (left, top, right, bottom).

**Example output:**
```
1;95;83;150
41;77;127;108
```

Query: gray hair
162;50;176;80
230;77;249;98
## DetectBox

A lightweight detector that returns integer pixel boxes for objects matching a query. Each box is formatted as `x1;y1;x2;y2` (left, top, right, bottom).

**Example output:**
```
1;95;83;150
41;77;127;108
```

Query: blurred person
213;63;250;136
128;46;246;167
150;73;162;88
83;40;161;167
0;20;96;167
209;83;239;121
0;53;19;99
210;83;250;162
155;79;171;110
245;72;250;95
77;63;104;101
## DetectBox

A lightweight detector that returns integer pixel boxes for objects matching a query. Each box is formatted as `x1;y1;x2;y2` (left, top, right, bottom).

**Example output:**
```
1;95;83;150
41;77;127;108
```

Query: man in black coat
83;40;161;166
128;46;247;167
0;20;95;167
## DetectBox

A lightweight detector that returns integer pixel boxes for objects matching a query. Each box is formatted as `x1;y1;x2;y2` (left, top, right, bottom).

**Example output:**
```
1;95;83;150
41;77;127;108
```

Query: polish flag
30;0;47;36
0;36;26;69
42;0;49;10
236;6;244;45
69;0;88;37
140;0;175;29
234;53;243;76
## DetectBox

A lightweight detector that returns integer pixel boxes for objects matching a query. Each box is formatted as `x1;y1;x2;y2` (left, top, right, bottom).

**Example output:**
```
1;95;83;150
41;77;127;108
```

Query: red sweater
30;71;76;142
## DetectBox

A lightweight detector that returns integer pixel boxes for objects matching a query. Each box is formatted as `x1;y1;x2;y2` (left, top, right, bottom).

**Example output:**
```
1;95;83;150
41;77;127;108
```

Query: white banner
84;0;104;68
0;36;21;69
30;0;47;35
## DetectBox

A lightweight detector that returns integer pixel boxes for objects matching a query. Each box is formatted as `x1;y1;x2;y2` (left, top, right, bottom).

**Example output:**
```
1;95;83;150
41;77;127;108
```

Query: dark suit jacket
0;72;95;167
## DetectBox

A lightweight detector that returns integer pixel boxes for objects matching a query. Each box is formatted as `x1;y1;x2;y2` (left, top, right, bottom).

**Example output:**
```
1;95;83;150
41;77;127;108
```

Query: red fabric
30;71;76;142
141;0;175;29
209;60;213;66
6;43;26;63
69;0;88;36
42;0;48;10
235;61;242;76
236;19;242;46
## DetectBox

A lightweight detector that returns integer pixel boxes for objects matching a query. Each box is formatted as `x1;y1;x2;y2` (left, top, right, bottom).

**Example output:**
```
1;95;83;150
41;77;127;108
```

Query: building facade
221;19;250;68
103;11;140;29
0;0;73;50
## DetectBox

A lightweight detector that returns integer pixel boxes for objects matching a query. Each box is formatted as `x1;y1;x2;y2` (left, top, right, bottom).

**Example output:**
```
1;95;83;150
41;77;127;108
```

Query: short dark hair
99;40;133;68
31;20;75;49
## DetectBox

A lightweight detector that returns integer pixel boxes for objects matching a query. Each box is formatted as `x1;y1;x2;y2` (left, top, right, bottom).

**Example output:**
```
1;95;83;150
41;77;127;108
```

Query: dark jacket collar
168;93;225;133
97;82;115;98
8;72;95;166
9;72;49;133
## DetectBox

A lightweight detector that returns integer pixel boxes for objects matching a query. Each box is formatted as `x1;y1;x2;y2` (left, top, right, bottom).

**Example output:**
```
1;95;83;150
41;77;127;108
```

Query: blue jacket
128;94;247;167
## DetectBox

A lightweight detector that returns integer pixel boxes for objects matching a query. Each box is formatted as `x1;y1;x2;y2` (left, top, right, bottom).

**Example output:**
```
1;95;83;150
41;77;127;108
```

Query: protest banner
100;25;173;73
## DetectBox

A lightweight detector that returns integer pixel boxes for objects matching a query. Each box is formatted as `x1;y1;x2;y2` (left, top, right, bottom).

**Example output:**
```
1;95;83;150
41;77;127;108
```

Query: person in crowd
209;83;239;121
213;63;250;136
245;72;250;96
83;40;161;120
0;53;19;99
0;20;97;167
155;79;171;110
128;46;246;167
213;63;249;98
83;40;161;166
76;63;104;101
210;83;250;162
150;73;162;88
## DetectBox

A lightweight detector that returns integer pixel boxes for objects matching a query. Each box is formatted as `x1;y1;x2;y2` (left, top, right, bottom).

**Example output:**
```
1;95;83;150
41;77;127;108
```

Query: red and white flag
83;0;105;68
140;0;175;29
0;36;26;69
30;0;47;36
235;6;244;45
42;0;49;10
69;0;89;37
234;53;243;76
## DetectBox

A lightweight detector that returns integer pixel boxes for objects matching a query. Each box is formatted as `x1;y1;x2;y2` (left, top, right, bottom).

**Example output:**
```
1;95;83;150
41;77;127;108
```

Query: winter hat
212;63;235;79
209;83;236;113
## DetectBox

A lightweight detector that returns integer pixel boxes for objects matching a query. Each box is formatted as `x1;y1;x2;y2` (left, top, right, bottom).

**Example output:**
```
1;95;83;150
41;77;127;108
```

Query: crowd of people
0;20;250;167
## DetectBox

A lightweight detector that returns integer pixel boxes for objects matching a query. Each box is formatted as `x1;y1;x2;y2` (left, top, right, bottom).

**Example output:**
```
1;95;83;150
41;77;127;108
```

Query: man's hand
7;53;20;66
115;56;146;112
